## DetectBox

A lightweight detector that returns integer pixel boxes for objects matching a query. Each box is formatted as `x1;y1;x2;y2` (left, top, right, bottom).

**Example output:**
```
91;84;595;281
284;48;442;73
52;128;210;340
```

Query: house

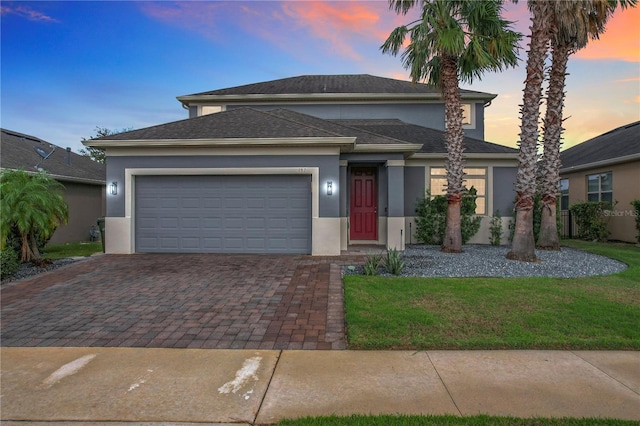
1;129;106;244
85;74;518;255
559;121;640;243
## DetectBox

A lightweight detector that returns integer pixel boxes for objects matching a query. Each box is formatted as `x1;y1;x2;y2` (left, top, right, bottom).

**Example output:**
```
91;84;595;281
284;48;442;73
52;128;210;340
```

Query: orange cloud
574;7;640;62
281;1;390;60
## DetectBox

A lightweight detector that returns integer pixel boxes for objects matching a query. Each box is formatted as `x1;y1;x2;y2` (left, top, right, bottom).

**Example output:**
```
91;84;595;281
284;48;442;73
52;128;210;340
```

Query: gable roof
560;121;640;172
333;119;518;156
177;74;496;104
87;107;515;157
87;107;356;149
1;128;106;184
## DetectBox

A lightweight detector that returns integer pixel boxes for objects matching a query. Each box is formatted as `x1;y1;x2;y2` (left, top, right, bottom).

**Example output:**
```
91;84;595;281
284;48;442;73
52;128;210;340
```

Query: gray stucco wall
493;167;517;216
227;103;486;141
404;166;426;216
106;155;340;218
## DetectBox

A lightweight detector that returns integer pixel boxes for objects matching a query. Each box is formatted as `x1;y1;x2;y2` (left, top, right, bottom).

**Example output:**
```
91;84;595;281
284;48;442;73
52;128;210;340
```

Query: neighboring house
559;121;640;243
1;129;106;244
86;74;518;255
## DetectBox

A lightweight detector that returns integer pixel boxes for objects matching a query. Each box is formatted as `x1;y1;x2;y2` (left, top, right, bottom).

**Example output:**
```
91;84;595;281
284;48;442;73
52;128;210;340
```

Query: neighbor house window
430;167;486;215
560;179;569;210
587;172;613;207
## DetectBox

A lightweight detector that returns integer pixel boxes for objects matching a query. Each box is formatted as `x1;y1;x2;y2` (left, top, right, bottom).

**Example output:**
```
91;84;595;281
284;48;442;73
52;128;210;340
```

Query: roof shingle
182;74;495;98
1;129;105;183
560;121;640;169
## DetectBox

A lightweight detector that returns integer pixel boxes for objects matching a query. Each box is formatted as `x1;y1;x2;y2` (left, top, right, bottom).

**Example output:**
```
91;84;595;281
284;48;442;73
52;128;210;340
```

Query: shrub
1;247;19;280
415;187;481;245
489;210;503;246
363;253;383;276
632;199;640;243
569;201;610;242
384;248;405;275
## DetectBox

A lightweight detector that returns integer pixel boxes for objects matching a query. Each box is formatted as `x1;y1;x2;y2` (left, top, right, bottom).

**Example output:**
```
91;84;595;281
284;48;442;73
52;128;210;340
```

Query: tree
79;126;131;163
536;0;637;250
1;169;69;262
382;0;520;253
506;0;553;262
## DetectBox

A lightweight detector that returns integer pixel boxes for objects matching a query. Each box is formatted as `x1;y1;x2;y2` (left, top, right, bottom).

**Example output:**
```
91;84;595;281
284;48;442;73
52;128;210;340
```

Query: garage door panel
136;175;311;253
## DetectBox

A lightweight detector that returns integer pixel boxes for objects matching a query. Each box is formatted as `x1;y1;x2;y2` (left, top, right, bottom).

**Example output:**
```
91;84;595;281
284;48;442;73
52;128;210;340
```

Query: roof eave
560;152;640;174
84;137;357;149
0;167;105;185
177;92;497;106
411;152;519;160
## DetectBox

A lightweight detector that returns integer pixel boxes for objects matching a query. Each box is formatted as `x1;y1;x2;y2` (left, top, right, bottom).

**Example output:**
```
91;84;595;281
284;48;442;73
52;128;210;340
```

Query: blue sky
2;1;639;154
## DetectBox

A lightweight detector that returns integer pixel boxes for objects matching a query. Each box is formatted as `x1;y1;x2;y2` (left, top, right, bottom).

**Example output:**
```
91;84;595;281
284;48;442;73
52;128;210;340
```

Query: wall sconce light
326;181;333;196
109;181;117;196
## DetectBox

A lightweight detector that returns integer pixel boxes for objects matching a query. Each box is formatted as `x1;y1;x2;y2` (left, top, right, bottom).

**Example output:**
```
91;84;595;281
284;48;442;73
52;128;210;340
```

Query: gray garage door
135;175;311;254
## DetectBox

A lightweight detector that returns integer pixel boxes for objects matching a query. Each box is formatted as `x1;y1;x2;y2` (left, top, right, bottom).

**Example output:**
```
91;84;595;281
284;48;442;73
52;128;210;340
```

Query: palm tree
1;169;68;262
382;0;520;253
506;0;553;262
536;0;637;250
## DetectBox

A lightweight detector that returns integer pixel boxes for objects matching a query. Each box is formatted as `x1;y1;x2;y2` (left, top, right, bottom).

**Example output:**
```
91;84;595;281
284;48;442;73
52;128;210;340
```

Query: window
201;105;224;116
429;167;486;215
461;104;472;126
587;172;613;207
445;104;474;128
560;179;569;210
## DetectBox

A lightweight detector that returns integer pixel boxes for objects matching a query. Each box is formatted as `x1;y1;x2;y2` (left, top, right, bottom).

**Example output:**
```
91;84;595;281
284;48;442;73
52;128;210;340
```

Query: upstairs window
430;167;486;215
587;172;613;207
461;104;472;126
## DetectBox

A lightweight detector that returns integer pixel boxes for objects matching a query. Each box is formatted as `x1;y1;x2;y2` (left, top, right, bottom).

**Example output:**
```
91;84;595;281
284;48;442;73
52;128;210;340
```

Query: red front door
350;168;377;240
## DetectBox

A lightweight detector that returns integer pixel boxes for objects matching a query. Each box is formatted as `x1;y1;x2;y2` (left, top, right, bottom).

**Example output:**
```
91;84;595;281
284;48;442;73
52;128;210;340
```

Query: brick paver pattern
1;254;364;350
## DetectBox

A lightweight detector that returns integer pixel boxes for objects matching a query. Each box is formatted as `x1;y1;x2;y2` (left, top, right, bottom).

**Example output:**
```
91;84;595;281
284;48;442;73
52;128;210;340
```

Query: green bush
632;199;640;243
489;210;503;246
1;247;20;280
415;187;481;245
570;201;610;242
384;248;405;275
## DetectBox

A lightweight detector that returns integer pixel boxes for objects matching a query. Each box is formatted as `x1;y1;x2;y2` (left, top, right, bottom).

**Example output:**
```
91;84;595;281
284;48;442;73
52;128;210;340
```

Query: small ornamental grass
384;248;405;275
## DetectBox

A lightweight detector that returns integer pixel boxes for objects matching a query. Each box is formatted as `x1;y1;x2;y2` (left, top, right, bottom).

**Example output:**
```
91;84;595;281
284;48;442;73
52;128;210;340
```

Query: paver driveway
1;254;363;350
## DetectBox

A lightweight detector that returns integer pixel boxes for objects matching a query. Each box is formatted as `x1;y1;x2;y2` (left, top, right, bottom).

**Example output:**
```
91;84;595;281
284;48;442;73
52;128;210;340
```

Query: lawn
42;241;103;259
344;240;640;350
278;414;637;426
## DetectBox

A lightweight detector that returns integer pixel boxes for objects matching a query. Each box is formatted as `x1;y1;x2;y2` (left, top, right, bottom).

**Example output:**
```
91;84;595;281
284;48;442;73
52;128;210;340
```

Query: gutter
176;92;497;108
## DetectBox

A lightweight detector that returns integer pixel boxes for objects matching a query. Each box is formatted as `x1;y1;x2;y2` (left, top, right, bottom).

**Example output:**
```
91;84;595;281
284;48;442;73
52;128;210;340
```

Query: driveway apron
1;254;363;350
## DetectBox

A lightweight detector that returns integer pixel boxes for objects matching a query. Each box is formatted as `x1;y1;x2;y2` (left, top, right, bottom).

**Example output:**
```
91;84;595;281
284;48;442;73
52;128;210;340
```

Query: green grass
278;414;637;425
43;241;103;259
345;241;640;350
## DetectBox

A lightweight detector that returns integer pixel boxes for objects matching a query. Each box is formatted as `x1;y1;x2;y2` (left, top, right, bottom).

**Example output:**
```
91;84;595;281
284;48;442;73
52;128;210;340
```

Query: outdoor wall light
326;181;333;196
109;181;117;196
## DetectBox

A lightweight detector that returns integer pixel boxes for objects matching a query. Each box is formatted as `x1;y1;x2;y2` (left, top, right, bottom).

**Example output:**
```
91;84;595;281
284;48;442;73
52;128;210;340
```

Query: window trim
429;166;487;215
586;171;613;207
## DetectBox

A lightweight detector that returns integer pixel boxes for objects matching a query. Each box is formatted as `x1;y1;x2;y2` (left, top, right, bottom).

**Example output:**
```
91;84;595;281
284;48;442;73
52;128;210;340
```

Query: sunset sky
2;1;639;154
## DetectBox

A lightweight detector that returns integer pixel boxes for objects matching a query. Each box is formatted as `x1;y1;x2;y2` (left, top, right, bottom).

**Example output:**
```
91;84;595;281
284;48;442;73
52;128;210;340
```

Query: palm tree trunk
537;42;570;250
441;54;465;253
507;0;550;262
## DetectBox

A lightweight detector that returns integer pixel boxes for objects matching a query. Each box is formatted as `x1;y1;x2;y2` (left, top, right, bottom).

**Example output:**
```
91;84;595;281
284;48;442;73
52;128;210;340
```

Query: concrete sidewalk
1;348;638;425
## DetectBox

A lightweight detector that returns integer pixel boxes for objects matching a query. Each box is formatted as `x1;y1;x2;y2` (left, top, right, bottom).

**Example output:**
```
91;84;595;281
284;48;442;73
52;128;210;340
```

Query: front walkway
1;253;364;350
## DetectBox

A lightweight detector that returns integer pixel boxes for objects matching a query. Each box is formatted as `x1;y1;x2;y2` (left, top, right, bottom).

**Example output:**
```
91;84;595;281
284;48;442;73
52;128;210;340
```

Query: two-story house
85;74;518;255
